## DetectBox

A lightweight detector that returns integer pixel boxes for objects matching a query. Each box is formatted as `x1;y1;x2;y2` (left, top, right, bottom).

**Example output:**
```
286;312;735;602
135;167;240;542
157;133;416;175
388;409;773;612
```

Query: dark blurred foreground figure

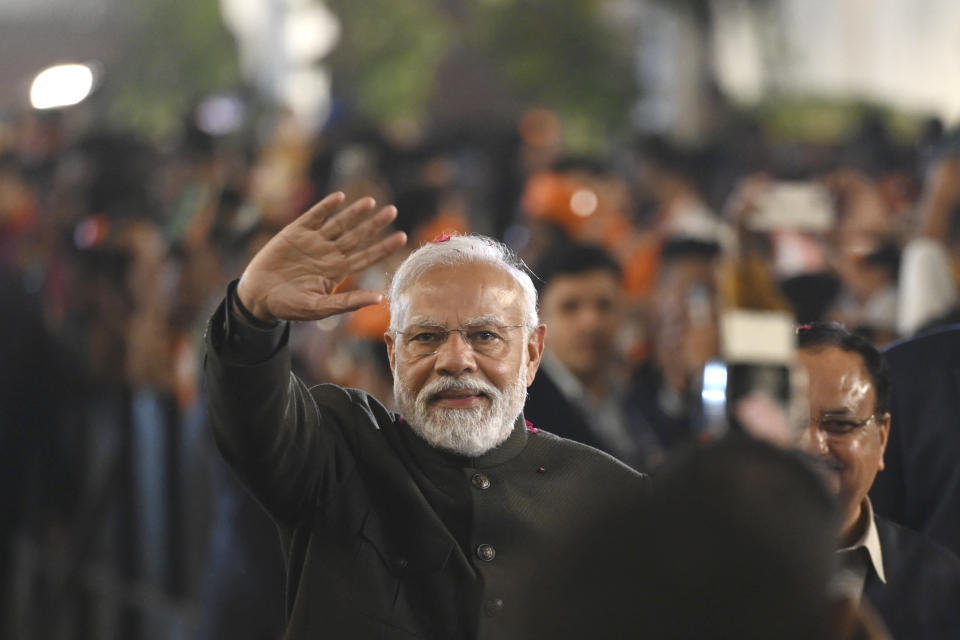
870;324;960;558
526;434;841;639
525;242;655;467
797;323;960;639
203;194;648;639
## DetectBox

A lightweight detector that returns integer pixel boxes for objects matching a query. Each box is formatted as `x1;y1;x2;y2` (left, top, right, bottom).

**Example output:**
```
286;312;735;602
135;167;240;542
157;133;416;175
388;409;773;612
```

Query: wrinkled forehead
391;263;524;329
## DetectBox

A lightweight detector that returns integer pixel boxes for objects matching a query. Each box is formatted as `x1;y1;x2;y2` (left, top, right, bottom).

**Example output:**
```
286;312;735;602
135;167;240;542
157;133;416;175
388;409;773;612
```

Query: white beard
394;363;528;457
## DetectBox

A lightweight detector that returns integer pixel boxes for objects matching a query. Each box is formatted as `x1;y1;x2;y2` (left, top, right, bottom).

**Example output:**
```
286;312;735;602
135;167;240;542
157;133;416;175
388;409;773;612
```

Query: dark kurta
204;296;648;639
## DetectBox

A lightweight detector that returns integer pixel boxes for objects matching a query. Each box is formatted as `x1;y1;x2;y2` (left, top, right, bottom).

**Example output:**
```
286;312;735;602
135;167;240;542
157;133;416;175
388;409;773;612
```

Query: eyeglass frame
391;320;531;358
807;412;883;437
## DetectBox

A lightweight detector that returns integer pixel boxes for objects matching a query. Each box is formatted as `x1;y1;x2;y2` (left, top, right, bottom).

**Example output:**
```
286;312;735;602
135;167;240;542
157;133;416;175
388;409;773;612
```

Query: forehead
543;269;620;300
397;263;525;325
798;346;876;410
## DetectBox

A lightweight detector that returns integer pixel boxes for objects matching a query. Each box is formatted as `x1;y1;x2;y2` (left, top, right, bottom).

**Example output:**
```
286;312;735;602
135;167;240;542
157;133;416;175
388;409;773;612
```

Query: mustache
420;376;499;402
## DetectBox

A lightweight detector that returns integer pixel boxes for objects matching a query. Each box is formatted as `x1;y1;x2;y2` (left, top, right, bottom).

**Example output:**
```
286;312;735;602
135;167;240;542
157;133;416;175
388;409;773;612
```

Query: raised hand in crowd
236;192;407;323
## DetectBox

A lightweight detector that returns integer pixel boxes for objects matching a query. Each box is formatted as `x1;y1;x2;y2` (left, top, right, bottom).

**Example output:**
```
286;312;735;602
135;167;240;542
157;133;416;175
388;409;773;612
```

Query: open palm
237;192;407;322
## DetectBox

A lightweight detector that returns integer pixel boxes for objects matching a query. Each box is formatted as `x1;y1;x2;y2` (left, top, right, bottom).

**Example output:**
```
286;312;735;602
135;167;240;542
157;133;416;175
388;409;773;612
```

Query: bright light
196;94;248;136
701;360;728;407
30;64;95;110
569;189;598;217
701;389;726;404
703;361;728;388
284;3;341;64
701;360;730;434
281;67;332;132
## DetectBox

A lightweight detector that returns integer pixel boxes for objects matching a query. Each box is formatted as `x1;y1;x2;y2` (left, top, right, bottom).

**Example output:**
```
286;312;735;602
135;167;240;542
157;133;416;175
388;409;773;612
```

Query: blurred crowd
4;98;960;638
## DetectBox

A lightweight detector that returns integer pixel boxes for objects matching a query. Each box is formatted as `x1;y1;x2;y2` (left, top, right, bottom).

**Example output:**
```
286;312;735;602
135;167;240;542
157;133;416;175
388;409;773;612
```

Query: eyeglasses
394;323;527;358
809;413;877;436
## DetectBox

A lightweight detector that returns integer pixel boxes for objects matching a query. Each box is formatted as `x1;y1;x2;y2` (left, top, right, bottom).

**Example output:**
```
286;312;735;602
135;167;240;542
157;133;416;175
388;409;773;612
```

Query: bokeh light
29;63;95;110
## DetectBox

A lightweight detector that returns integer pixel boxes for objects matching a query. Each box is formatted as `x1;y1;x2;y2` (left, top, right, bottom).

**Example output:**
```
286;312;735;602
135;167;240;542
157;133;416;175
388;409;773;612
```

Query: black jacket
872;326;960;558
204;298;649;639
865;515;960;640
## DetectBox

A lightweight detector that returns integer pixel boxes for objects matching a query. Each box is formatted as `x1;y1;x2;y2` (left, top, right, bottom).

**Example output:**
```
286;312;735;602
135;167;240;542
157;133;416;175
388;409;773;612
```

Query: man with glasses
203;193;648;639
796;322;960;639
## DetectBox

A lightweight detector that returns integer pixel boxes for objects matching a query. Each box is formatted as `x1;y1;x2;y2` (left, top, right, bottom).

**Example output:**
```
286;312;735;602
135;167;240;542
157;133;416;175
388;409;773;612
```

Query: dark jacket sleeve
203;295;361;529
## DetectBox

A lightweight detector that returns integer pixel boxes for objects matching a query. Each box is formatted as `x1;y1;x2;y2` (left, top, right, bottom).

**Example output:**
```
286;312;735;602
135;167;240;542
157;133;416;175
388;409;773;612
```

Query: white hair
388;234;539;331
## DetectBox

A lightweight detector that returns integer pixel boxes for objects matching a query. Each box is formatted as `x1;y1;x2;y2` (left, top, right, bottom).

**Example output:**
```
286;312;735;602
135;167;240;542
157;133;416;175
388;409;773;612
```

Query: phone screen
698;310;801;442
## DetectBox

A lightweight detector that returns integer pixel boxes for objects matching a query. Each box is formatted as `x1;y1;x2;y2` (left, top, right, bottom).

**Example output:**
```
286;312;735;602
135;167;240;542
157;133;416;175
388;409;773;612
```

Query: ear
525;324;547;386
876;412;891;471
384;331;397;373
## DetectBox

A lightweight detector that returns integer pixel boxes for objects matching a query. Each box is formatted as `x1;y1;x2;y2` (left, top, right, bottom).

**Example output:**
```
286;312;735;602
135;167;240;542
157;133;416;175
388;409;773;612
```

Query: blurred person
796;322;960;639
524;242;654;468
200;458;286;640
898;149;960;334
829;236;900;346
629;238;722;464
0;258;80;636
187;221;289;640
627;135;737;302
870;325;960;560
632;134;721;241
518;155;636;270
525;433;844;639
824;171;901;346
718;172;840;324
0;154;38;264
2;128;175;635
203;193;649;639
14;110;66;192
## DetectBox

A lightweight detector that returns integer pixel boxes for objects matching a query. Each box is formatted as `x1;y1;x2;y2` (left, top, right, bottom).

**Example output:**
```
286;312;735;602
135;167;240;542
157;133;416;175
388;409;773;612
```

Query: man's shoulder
884;324;960;367
309;383;397;427
869;515;960;637
874;515;960;584
526;426;647;483
525;367;580;416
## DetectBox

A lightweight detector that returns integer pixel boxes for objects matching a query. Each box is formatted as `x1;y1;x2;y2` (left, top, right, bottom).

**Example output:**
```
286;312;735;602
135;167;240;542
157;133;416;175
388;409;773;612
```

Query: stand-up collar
399;413;529;470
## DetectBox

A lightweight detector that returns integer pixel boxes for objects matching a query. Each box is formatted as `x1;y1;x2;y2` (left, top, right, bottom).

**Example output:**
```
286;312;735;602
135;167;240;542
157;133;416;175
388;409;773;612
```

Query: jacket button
471;473;491;490
476;544;496;562
484;598;504;616
394;557;408;571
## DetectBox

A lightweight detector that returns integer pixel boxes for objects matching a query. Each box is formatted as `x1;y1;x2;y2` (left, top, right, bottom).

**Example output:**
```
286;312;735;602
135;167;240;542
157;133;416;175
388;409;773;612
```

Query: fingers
295;192;348;230
335;205;398;254
281;289;387;321
320;290;387;315
316;196;378;237
295;195;401;258
346;231;408;273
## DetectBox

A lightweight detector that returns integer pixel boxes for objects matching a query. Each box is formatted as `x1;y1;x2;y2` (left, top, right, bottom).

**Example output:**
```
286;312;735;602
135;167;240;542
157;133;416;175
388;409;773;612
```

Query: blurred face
796;346;890;541
653;259;718;389
835;233;892;302
538;269;621;379
385;264;545;456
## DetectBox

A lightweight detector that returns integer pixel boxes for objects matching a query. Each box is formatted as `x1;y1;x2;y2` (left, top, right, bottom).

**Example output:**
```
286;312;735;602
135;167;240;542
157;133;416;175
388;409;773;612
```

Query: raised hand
236;192;407;322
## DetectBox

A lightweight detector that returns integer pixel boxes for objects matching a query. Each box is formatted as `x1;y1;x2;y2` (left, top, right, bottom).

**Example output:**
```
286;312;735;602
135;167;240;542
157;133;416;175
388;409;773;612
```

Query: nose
799;422;830;456
434;330;478;377
577;304;605;331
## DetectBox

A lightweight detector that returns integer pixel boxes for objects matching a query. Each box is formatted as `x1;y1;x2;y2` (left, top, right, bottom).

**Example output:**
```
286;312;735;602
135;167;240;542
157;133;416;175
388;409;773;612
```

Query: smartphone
698;310;804;442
